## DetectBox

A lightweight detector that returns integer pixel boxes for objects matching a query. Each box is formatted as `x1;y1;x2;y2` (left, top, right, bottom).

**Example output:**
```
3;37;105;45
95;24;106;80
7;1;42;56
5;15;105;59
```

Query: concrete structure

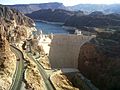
74;29;82;35
48;34;93;68
38;35;51;54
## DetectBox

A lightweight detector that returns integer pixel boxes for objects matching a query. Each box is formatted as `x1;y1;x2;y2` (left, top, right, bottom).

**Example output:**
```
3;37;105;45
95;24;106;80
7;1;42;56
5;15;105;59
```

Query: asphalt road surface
9;45;24;90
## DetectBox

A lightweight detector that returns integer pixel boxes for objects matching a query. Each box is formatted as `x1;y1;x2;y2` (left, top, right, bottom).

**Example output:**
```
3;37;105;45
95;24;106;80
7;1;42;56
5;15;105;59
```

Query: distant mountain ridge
64;12;120;28
26;9;75;22
7;3;120;14
7;2;66;14
26;9;120;29
67;4;120;14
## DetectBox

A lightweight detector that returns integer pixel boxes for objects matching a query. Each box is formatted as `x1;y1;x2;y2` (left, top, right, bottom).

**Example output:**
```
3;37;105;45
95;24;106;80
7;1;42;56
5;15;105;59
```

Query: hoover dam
38;33;95;69
0;2;120;90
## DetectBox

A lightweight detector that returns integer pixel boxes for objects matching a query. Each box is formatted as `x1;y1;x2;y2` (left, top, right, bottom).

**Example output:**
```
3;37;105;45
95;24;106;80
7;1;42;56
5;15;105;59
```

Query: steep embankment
24;55;46;90
0;5;37;44
0;5;36;89
0;26;16;90
78;31;120;90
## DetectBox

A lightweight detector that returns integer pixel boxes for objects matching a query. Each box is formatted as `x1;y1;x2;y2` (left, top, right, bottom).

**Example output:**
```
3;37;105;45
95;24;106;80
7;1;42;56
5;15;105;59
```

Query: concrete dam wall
48;34;93;68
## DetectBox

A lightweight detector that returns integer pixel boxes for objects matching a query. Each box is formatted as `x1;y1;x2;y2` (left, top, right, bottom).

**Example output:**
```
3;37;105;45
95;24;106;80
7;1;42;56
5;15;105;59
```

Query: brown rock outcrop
50;70;79;90
0;5;36;42
0;26;16;90
24;55;46;90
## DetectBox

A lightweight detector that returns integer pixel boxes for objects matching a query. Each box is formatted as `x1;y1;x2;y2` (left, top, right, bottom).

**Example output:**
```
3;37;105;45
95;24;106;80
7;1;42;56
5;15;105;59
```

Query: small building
74;29;82;35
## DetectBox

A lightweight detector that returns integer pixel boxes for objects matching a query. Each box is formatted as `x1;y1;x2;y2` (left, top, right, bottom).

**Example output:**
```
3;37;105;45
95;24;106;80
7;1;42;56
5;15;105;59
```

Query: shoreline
34;19;64;25
34;19;76;32
62;26;77;31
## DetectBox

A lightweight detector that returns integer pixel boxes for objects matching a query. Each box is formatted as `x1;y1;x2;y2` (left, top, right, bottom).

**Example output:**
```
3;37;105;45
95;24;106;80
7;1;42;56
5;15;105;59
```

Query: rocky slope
50;70;79;90
0;5;36;42
78;31;120;90
26;9;75;23
0;5;36;90
0;26;16;90
64;12;120;28
24;56;46;90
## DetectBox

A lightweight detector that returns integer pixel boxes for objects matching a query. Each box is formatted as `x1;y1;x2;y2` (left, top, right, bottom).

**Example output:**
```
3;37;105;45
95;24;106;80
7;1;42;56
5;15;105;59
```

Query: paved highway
27;53;55;90
9;45;24;90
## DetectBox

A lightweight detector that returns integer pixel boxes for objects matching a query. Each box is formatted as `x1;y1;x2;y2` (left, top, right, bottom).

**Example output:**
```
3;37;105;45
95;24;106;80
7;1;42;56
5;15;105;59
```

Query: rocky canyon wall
0;5;36;89
0;25;16;90
0;5;36;42
78;31;120;90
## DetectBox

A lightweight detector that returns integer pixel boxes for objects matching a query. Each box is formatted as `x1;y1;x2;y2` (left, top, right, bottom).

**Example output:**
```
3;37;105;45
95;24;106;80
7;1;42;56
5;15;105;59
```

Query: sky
0;0;120;6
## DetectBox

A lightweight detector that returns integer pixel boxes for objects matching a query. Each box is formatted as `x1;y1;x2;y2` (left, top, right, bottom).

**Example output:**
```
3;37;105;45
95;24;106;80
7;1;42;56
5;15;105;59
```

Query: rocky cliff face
78;31;120;90
0;5;36;89
0;5;36;42
0;25;16;90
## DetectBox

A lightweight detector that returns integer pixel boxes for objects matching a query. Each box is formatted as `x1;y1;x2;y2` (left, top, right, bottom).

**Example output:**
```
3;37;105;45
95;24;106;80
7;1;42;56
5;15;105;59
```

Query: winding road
9;44;54;90
9;45;24;90
27;53;55;90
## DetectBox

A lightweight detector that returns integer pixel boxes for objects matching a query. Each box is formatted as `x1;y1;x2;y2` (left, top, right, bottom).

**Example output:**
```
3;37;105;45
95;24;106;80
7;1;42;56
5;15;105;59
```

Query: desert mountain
7;2;65;14
26;9;120;29
26;9;75;22
68;4;120;13
7;3;120;14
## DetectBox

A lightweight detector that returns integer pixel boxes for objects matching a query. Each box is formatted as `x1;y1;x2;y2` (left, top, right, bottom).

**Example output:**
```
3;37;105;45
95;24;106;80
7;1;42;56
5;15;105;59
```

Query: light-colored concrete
38;35;51;54
48;34;93;68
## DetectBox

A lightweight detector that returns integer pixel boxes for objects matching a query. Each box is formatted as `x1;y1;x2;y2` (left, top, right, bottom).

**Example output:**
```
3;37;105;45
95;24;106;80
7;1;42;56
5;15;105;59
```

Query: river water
35;21;74;34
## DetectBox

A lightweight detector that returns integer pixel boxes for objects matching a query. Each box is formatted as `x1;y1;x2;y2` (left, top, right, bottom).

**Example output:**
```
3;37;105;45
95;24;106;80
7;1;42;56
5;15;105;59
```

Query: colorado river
35;21;74;34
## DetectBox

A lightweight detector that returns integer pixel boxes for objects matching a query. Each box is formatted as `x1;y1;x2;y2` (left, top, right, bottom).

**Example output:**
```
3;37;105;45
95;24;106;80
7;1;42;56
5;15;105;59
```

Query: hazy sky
0;0;120;6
